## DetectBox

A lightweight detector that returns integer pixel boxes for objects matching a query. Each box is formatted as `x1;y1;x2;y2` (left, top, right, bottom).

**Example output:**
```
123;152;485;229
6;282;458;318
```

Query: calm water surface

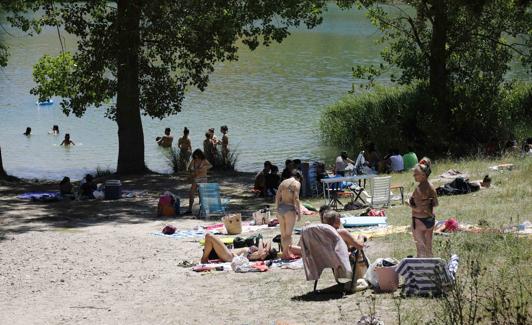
0;5;528;180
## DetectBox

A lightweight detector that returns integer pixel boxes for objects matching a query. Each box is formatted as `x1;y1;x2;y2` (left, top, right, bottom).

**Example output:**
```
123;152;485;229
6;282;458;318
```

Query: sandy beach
1;173;393;325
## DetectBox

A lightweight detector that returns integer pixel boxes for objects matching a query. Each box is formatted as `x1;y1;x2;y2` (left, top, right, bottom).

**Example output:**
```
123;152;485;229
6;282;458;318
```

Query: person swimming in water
60;133;75;146
23;127;31;136
157;128;173;147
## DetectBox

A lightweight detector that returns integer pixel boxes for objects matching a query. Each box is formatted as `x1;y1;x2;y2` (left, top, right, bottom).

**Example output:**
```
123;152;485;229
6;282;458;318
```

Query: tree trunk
429;0;449;118
0;146;7;178
115;0;146;174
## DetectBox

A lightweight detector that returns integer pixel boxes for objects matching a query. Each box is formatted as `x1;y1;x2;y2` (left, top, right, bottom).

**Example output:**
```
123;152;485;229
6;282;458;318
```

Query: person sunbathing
471;175;491;189
201;233;278;263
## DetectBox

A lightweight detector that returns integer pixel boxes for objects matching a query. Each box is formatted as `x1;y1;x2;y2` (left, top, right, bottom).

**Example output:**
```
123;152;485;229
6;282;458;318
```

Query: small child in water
49;125;60;135
23;127;31;136
60;133;75;146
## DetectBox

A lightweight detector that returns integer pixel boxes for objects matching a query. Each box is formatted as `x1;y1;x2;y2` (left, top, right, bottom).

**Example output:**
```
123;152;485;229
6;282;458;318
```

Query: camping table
321;175;376;208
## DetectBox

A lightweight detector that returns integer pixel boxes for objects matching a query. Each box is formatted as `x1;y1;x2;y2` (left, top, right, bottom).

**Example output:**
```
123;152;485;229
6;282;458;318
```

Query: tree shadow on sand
0;171;272;239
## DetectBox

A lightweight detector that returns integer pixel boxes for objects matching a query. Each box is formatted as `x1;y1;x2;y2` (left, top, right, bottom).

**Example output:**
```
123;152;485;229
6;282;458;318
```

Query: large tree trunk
0;146;7;178
429;0;449;118
115;0;146;174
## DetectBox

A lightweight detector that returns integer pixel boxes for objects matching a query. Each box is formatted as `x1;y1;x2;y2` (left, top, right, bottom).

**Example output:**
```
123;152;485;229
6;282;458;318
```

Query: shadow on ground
291;284;348;301
0;170;272;238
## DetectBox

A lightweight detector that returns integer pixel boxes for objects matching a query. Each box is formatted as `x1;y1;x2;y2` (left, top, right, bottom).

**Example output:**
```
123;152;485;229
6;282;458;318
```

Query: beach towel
17;192;61;202
350;225;410;239
299;224;352;281
438;169;469;179
396;258;452;296
340;215;387;228
151;230;207;239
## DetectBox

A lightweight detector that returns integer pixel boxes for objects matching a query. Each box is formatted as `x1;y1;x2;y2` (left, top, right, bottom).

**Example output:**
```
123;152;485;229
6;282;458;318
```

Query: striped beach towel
396;258;452;296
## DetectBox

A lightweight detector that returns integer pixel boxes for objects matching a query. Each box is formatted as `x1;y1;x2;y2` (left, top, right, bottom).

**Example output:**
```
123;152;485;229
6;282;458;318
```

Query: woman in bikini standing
275;169;303;259
408;157;438;257
186;149;212;214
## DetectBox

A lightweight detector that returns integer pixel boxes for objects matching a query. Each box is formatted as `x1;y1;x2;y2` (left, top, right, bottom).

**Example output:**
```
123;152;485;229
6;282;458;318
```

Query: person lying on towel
289;210;366;256
201;233;278;263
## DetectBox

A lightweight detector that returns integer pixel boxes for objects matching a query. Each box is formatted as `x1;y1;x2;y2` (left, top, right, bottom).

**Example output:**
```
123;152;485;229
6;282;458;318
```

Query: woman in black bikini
408;158;438;257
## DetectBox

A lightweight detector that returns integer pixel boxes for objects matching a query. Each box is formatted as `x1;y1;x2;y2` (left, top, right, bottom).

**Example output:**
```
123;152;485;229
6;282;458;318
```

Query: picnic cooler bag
104;180;122;200
223;213;242;235
253;208;271;225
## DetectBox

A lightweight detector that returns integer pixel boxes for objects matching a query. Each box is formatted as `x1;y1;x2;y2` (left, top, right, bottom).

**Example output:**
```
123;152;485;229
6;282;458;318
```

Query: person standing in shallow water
178;127;192;166
60;133;75;146
220;125;229;164
408;157;438;257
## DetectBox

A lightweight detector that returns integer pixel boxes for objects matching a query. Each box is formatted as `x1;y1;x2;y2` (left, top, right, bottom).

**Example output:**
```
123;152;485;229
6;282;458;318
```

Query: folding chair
366;176;392;208
197;183;229;218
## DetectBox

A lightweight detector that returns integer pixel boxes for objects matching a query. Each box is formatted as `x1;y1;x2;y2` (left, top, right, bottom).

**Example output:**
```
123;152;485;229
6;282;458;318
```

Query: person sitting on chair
335;151;354;176
201;233;277;263
289;210;366;256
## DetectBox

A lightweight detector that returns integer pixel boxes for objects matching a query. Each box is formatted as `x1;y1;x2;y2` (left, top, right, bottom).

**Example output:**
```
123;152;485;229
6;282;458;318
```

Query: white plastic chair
366;176;392;208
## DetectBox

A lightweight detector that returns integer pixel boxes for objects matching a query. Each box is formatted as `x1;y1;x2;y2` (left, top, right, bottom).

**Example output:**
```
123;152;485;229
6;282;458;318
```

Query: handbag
223;213;242;235
253;208;271;225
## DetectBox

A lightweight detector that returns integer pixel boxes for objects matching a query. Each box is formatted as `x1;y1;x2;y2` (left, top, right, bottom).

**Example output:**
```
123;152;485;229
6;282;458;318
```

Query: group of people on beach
23;125;75;146
253;159;304;197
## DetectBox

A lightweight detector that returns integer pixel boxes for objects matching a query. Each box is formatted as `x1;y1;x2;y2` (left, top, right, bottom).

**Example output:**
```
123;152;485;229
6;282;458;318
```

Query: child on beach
408;157;438;257
60;133;75;146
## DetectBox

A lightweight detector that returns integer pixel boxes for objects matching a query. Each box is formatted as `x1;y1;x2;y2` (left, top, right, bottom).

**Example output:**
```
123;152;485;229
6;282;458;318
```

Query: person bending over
201;233;277;263
408;157;438;257
275;170;303;259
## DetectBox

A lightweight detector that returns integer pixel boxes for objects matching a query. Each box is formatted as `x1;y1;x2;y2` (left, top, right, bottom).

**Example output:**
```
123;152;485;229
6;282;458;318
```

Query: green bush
320;82;532;157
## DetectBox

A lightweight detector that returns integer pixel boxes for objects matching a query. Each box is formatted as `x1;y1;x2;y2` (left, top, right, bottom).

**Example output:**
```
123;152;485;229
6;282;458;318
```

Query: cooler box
104;180;122;200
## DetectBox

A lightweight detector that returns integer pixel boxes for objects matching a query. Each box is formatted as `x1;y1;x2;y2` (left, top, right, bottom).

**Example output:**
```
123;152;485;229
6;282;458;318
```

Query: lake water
0;5;528;180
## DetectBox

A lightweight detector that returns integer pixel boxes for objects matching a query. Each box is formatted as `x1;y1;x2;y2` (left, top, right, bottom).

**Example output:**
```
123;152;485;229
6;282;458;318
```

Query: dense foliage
320;82;532;156
323;0;532;155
